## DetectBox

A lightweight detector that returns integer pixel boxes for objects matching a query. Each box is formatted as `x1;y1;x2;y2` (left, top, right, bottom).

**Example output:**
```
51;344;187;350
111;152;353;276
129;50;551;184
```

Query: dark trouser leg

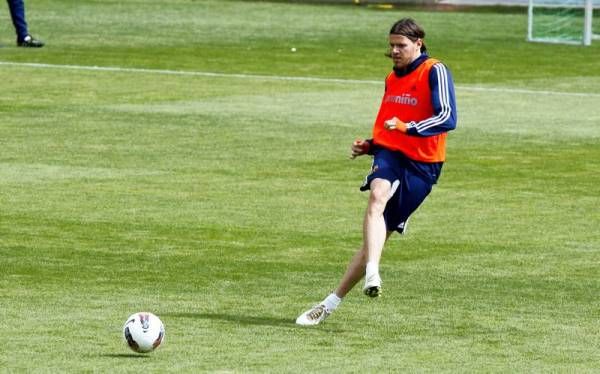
7;0;29;41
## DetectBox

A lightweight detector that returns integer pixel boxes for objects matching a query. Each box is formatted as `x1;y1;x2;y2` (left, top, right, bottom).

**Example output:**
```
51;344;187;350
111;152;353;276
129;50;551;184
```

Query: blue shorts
360;148;435;234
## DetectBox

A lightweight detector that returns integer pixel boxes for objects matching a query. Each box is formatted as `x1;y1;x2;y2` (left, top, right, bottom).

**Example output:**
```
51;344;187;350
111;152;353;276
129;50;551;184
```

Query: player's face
389;34;422;69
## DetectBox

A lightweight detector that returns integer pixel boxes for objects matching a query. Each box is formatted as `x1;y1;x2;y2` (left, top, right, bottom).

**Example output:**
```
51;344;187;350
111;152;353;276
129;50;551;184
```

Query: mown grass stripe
1;60;598;98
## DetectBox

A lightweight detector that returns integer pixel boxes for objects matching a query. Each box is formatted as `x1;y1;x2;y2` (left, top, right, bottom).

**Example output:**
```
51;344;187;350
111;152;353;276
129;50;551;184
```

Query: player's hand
384;117;408;132
350;139;370;159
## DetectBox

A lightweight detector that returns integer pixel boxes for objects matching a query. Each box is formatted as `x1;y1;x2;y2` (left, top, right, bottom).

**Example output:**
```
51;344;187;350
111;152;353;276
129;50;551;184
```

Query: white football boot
295;304;332;326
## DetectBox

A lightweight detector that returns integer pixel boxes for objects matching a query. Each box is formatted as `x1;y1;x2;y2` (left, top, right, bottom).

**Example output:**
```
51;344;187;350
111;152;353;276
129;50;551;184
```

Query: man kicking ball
296;18;457;326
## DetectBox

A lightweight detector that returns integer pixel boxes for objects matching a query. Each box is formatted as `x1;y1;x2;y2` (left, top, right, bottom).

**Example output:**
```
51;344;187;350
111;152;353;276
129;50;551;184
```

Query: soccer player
296;18;457;326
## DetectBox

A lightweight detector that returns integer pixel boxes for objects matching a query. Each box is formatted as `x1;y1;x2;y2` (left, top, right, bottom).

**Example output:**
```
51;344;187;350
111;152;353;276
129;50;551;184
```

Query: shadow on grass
99;353;151;359
160;312;345;332
162;312;292;327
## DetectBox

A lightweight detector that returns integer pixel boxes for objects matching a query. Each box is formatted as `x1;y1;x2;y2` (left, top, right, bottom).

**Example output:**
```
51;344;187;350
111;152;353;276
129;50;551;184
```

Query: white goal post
528;0;597;45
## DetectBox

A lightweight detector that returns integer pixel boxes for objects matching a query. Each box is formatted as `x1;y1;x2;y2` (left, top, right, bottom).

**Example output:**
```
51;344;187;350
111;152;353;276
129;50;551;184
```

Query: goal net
528;0;598;45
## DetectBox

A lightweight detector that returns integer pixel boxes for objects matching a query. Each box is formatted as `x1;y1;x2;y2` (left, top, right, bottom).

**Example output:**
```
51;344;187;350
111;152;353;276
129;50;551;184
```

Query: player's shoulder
428;59;452;77
426;57;444;68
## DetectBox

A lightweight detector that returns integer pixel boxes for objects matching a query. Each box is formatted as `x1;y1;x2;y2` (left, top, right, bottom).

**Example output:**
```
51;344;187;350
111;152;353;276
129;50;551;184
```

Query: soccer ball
123;312;165;353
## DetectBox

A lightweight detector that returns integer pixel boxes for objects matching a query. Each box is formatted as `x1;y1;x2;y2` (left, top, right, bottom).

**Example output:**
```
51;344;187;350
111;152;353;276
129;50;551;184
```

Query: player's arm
350;138;373;159
390;63;457;136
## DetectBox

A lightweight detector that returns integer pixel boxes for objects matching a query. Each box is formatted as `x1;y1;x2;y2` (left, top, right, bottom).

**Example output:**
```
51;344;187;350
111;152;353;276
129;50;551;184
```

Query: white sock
365;261;379;279
322;293;342;311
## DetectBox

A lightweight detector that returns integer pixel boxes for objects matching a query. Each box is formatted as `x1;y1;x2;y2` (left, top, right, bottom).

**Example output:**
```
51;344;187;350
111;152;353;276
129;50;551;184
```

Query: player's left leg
362;178;396;297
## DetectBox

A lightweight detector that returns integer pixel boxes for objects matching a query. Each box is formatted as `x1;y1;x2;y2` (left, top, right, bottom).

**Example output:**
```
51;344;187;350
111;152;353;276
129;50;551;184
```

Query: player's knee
367;185;390;214
371;181;391;202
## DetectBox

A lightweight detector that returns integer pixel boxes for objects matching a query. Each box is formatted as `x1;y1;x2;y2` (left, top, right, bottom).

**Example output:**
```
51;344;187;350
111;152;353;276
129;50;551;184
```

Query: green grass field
1;0;599;372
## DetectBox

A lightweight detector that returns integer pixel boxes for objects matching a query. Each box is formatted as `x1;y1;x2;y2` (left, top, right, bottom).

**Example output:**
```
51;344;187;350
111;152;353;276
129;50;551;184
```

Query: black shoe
17;35;44;48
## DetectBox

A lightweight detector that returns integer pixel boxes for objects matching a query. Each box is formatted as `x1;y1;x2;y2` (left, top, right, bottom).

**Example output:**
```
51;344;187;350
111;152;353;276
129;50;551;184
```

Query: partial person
296;18;457;326
7;0;44;47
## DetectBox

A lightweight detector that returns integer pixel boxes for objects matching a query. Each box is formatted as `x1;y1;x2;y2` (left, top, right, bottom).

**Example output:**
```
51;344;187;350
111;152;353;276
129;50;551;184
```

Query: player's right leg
295;293;341;326
296;233;395;326
296;248;367;326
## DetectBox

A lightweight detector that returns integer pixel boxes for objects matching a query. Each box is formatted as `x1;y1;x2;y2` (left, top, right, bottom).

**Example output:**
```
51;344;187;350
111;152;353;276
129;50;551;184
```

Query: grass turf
1;0;599;372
